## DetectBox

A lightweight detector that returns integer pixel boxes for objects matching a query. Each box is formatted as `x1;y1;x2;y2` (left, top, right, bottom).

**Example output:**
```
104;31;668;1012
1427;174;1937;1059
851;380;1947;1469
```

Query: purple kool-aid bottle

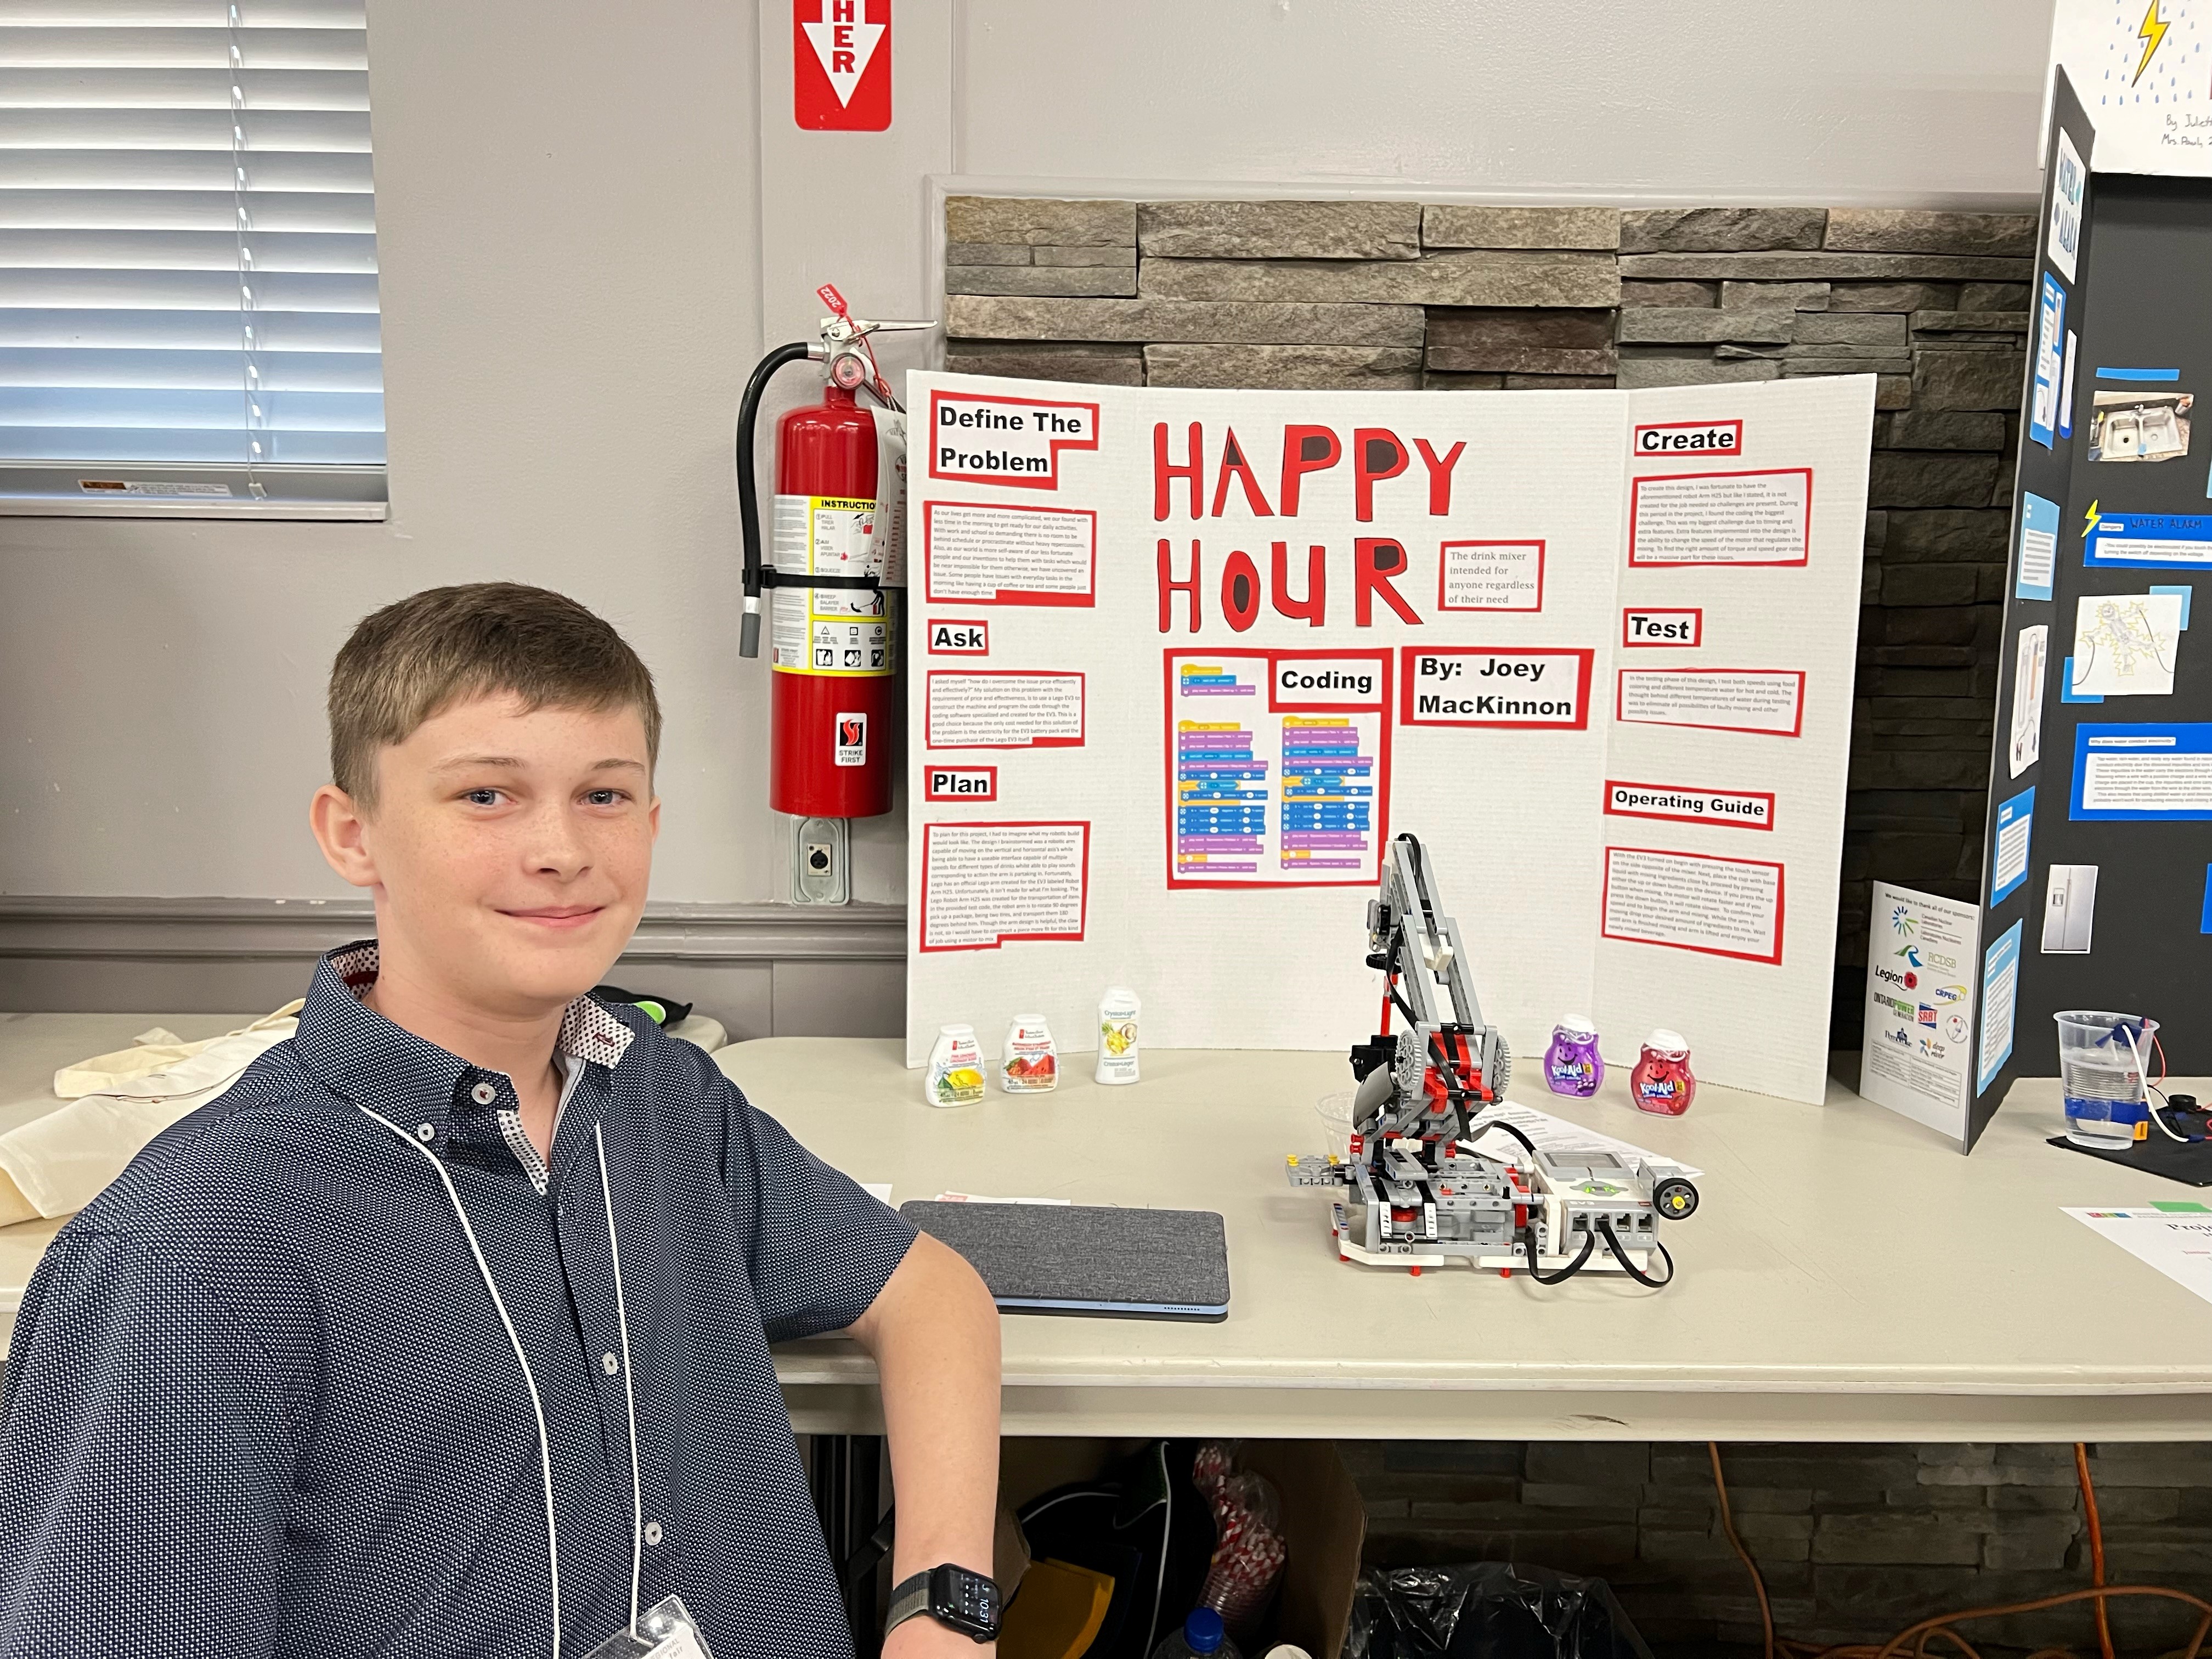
1545;1015;1604;1098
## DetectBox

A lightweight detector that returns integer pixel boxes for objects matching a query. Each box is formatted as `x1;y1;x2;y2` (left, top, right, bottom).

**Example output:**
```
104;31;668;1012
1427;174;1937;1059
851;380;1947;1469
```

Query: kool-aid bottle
1630;1029;1696;1116
1544;1016;1605;1098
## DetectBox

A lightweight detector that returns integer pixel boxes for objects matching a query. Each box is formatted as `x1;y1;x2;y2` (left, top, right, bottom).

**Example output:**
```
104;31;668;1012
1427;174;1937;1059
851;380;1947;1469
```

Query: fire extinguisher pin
823;313;934;408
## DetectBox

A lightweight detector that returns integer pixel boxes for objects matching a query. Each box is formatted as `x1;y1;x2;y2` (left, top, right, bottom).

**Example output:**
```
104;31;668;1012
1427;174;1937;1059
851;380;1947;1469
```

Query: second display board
905;372;1872;1104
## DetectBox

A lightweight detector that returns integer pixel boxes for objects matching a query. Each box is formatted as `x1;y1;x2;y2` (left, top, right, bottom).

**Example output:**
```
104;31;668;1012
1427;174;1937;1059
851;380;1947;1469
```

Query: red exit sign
794;0;890;131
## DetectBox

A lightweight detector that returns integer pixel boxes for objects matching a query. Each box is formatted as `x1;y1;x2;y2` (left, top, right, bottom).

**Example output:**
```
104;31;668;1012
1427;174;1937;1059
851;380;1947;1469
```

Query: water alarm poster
905;373;1872;1104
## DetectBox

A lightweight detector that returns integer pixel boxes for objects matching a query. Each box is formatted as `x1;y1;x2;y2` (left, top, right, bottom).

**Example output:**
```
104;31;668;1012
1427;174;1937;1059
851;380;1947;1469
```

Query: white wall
1;0;785;902
953;1;2047;202
0;0;2048;905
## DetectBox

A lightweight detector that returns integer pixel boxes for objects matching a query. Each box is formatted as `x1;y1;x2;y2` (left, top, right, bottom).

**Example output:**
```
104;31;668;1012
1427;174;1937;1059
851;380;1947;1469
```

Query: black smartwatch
885;1564;1001;1643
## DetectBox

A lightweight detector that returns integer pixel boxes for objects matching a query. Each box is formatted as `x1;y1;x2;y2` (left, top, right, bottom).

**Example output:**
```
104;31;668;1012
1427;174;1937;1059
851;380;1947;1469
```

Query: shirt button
470;1082;496;1105
644;1520;663;1547
416;1123;437;1143
601;1352;620;1375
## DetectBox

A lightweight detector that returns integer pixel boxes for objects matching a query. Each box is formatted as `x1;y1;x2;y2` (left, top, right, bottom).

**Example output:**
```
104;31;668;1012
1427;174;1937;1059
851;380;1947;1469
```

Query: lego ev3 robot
1286;833;1699;1284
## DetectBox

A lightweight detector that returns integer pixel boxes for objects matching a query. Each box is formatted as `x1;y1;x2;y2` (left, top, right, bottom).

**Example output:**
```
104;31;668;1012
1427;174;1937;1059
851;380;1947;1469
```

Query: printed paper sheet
2067;1206;2212;1308
1858;883;1980;1145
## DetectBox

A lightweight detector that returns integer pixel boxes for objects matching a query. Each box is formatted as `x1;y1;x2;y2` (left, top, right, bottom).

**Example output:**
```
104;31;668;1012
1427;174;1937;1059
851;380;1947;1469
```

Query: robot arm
1290;831;1697;1284
1368;833;1482;1030
1354;834;1509;1143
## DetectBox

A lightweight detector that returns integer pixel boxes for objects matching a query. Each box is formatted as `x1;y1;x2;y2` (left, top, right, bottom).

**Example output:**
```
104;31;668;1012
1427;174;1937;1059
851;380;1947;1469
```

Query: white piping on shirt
355;1099;646;1659
594;1122;645;1627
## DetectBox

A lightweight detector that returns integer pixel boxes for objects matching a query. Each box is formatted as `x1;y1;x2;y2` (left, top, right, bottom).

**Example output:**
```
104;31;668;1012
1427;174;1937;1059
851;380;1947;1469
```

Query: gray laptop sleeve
898;1201;1231;1322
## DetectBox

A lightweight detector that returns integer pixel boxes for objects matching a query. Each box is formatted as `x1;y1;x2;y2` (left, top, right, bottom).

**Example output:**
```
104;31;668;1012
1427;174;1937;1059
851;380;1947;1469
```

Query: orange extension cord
2077;1441;2117;1659
1707;1442;2212;1659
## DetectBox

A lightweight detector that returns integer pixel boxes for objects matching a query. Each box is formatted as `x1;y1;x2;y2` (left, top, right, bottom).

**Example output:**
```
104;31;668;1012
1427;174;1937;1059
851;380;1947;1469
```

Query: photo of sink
2090;390;2193;462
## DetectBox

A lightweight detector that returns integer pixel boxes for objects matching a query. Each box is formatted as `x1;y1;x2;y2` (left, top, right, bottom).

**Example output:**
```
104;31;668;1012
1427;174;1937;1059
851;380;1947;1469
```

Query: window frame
0;0;387;521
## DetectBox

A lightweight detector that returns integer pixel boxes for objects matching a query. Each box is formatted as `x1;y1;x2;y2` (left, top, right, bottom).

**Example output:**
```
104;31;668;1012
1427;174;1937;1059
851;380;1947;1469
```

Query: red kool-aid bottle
1630;1029;1696;1116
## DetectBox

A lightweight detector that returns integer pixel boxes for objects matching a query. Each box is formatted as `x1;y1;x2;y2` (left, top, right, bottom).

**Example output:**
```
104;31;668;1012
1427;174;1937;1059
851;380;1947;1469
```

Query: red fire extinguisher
736;286;929;897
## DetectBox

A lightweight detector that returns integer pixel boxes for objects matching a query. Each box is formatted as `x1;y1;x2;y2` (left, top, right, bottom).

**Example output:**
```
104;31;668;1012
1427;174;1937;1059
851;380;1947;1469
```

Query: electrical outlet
791;815;850;905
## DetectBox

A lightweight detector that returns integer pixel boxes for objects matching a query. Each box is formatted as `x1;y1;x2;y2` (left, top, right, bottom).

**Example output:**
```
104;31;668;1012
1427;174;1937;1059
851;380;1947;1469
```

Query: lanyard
357;1104;644;1658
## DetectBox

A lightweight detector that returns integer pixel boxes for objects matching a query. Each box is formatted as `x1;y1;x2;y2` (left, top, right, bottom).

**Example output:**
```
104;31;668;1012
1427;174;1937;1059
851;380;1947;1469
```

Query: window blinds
0;0;383;514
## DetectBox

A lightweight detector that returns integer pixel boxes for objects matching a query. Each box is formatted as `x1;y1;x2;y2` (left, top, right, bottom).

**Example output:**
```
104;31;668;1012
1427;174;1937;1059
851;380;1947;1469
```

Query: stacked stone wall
944;198;2035;1035
1347;1440;2212;1657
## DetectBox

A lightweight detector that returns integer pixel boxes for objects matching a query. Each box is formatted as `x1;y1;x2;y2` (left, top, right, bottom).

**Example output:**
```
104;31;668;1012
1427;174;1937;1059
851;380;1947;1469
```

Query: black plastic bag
1345;1564;1652;1659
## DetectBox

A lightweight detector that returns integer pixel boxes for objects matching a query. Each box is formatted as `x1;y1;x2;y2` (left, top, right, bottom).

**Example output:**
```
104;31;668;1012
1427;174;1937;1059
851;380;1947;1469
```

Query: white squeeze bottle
1095;986;1141;1086
925;1025;986;1108
1001;1014;1059;1093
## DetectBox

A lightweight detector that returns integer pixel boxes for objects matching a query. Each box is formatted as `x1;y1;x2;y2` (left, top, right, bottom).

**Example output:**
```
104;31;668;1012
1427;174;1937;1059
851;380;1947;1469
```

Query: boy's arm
842;1234;1002;1659
0;1232;295;1659
707;1053;1002;1651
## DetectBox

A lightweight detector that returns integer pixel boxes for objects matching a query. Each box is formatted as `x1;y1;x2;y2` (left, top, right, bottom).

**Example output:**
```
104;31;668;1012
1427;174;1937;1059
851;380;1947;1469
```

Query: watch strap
885;1571;933;1637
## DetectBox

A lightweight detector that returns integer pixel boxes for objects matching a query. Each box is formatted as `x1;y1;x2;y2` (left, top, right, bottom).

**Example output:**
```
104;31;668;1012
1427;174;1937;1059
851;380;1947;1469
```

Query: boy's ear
309;782;380;890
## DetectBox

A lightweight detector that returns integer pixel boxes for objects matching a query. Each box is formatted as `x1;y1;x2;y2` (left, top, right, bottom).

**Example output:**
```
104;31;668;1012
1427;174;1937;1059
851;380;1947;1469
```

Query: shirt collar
295;940;635;1138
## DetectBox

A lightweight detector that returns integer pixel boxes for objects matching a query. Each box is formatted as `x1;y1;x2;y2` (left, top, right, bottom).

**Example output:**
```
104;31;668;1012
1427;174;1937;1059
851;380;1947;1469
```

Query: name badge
585;1596;715;1659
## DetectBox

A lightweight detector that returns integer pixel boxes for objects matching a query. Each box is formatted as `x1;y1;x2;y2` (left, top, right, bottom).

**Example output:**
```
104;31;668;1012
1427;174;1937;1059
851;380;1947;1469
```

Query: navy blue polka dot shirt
0;943;916;1658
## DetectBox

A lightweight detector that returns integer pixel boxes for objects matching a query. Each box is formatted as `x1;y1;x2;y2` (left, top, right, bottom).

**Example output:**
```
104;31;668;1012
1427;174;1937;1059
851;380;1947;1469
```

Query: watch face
929;1565;1001;1638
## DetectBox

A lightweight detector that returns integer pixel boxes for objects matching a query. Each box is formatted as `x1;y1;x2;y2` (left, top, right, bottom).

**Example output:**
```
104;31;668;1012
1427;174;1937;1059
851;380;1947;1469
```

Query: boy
0;583;1002;1659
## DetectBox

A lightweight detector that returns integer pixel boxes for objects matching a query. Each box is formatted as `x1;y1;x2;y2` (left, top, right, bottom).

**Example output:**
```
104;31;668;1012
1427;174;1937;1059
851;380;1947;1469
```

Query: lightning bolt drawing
2085;498;2102;538
2135;0;2170;86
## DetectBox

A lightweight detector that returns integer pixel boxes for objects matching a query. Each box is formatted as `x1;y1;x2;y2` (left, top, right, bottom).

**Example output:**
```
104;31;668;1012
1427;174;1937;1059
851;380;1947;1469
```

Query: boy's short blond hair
329;583;662;809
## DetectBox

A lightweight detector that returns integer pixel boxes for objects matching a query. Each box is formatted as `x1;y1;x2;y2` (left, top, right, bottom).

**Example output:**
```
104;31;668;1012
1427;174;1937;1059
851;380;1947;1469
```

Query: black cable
1458;1117;1537;1160
1596;1217;1674;1288
1402;836;1446;960
1425;1031;1463;1086
1423;1032;1470;1143
1400;838;1452;1009
1519;1224;1595;1284
736;341;815;658
1427;1030;1506;1147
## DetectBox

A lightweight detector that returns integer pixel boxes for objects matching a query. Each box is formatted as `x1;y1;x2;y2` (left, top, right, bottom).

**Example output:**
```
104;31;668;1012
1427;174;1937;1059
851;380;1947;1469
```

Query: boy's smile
503;905;607;930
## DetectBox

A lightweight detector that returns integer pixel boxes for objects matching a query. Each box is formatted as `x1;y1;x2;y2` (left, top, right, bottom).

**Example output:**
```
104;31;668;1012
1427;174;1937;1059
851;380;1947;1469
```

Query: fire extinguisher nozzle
738;609;763;660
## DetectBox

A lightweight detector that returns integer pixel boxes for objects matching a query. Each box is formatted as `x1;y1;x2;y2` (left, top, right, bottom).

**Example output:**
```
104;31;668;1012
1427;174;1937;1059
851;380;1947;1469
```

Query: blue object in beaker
2055;1011;2158;1148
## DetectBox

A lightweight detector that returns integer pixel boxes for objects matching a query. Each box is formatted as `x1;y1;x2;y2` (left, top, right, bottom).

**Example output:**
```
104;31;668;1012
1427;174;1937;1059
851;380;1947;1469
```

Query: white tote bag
0;1003;300;1222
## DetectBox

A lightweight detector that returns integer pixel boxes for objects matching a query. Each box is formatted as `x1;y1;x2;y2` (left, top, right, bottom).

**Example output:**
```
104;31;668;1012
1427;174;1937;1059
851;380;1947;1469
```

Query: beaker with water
2055;1011;2158;1147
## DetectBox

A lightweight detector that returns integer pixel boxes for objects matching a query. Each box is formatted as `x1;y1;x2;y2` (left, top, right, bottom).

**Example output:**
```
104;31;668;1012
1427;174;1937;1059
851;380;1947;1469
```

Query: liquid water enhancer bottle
1001;1014;1058;1093
1096;986;1141;1086
925;1025;985;1108
1544;1015;1605;1098
1629;1029;1696;1116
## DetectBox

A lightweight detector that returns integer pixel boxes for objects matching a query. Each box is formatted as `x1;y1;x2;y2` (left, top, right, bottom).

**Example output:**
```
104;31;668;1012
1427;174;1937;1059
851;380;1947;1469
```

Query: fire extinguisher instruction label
871;410;908;587
770;492;898;676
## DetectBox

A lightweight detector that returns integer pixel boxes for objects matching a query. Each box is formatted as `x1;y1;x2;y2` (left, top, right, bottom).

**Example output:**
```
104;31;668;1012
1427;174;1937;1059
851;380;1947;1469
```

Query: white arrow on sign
801;0;884;108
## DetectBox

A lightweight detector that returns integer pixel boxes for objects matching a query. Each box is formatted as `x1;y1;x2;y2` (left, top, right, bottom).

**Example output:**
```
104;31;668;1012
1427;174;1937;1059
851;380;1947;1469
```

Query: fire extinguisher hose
736;340;817;659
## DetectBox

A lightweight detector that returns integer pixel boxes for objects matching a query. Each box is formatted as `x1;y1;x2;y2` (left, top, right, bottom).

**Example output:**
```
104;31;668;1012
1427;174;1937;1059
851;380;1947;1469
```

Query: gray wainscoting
0;897;907;1039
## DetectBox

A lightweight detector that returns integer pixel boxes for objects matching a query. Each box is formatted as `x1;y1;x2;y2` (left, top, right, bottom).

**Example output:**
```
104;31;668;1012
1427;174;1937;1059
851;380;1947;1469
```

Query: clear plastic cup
2055;1011;2157;1147
1315;1090;1357;1160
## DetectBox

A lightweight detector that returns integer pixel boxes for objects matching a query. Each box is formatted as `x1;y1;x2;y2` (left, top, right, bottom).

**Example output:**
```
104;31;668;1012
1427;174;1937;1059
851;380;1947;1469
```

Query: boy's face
312;692;659;1015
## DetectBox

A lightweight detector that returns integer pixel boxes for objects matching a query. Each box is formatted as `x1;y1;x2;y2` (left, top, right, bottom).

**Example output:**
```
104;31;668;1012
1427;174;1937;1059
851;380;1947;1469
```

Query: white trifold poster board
1858;882;1982;1147
2049;0;2209;176
904;371;1874;1104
